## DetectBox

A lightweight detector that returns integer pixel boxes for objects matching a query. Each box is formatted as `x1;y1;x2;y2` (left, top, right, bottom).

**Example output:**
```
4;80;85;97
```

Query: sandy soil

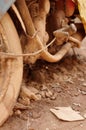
0;38;86;130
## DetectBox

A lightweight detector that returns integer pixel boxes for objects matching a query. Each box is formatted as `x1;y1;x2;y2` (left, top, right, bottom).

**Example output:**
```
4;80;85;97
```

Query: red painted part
55;0;75;17
65;0;75;17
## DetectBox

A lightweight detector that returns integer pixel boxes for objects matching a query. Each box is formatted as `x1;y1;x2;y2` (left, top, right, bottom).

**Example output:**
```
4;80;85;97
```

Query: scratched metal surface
0;0;15;19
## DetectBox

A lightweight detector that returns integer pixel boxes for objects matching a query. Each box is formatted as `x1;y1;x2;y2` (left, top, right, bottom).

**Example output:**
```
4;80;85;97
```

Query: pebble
73;103;81;107
81;91;86;95
20;114;29;120
41;91;46;98
52;83;60;88
45;90;53;98
28;87;39;94
41;85;47;91
82;83;86;87
32;111;41;119
45;66;48;69
36;94;42;100
18;97;30;106
50;95;56;100
15;110;21;116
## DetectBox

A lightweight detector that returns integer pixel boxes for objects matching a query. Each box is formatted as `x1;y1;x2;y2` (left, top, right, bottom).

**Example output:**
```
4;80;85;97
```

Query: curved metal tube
41;42;72;62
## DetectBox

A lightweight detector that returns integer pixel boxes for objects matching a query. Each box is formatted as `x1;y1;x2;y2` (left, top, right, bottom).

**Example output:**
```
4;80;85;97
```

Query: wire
0;38;56;58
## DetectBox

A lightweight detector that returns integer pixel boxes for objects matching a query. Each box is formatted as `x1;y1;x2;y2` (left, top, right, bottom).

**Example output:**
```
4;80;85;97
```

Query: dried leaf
50;106;84;121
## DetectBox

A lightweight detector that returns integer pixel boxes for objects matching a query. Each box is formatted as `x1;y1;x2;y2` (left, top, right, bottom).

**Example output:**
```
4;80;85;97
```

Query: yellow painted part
77;0;86;31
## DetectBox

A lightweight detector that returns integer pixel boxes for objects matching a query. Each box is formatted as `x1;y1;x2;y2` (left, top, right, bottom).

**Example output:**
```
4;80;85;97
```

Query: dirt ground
0;38;86;130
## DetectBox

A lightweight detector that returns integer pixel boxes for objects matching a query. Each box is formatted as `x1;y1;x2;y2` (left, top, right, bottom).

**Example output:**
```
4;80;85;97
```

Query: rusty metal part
53;24;81;48
68;36;81;48
16;0;80;63
41;42;72;62
53;24;77;38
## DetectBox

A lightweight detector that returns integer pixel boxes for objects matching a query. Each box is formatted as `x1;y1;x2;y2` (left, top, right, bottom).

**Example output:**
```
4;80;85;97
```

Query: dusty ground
0;38;86;130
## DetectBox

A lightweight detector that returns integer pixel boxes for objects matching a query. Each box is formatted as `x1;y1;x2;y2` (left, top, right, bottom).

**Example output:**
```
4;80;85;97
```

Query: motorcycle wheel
0;13;23;126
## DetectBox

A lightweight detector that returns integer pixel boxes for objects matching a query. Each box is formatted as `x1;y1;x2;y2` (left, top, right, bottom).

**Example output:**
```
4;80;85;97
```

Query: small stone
41;85;47;91
45;90;53;98
14;102;29;110
40;91;46;98
81;91;86;95
18;97;30;106
82;83;86;87
57;87;62;93
73;103;81;107
45;66;48;69
74;90;81;96
64;77;74;84
53;73;58;80
28;87;39;94
52;83;60;88
15;110;21;116
50;96;56;100
32;111;41;119
80;124;83;127
36;94;42;100
78;78;85;82
20;114;29;120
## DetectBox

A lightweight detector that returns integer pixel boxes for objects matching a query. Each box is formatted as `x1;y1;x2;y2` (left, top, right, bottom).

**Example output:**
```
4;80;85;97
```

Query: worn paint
0;0;15;19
